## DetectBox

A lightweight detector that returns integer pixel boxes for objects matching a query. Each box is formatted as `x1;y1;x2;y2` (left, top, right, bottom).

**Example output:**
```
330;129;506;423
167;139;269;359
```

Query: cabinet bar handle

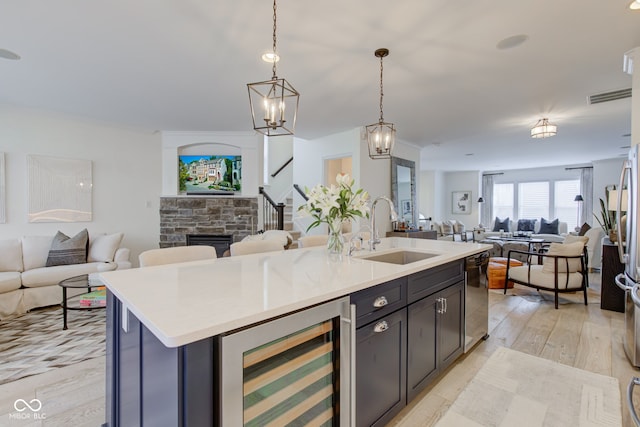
436;297;443;314
373;321;389;333
373;296;388;308
443;297;448;313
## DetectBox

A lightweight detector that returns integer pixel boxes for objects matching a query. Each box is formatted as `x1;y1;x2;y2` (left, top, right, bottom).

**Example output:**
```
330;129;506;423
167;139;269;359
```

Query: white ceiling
1;1;639;171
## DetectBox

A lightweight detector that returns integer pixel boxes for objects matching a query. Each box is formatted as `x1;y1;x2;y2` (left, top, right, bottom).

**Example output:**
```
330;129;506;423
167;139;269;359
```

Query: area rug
0;305;105;385
436;347;621;426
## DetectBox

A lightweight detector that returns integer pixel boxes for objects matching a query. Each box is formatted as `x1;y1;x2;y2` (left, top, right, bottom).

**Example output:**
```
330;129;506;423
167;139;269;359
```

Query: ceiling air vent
588;88;632;104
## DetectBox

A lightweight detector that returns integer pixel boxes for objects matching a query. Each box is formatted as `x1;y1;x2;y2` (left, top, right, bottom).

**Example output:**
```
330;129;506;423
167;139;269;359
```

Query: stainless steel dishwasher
464;251;490;352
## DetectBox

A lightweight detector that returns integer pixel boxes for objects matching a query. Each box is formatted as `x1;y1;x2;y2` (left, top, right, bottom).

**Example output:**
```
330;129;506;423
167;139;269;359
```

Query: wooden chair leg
555;292;559;309
583;287;588;306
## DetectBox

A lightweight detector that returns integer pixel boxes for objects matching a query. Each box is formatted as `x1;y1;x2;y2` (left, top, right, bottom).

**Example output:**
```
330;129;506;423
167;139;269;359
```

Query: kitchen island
100;237;490;426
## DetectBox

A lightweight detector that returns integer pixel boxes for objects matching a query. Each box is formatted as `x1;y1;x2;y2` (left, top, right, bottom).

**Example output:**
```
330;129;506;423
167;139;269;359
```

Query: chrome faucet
369;196;399;251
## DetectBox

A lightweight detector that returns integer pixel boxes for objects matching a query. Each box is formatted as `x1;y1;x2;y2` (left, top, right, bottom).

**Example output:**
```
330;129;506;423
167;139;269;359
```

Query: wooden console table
601;241;625;312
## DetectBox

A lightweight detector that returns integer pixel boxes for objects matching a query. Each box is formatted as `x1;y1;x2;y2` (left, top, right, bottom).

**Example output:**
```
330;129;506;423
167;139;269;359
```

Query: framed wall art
27;154;92;223
452;190;472;215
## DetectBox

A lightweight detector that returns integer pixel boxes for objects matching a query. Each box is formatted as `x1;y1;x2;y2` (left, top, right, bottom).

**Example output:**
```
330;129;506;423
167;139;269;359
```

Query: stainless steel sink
358;250;439;265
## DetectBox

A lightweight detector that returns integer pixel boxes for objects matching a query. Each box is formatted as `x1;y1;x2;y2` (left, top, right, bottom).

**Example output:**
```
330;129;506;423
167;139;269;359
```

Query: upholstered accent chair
138;246;217;267
298;235;329;248
229;240;284;256
505;241;589;309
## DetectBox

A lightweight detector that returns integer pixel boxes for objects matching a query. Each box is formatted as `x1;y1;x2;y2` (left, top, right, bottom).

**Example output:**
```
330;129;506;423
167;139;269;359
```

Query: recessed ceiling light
630;0;640;10
261;52;280;63
0;48;20;60
496;34;529;50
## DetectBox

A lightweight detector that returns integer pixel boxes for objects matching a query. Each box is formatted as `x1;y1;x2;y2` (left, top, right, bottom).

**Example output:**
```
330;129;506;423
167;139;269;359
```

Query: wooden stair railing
259;187;285;231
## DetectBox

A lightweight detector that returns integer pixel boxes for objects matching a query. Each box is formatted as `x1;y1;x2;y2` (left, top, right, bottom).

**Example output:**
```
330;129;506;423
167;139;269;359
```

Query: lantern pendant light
365;48;396;159
247;0;299;137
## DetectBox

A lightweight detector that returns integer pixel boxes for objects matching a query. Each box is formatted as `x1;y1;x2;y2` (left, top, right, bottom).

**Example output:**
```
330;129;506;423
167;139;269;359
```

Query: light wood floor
1;273;637;426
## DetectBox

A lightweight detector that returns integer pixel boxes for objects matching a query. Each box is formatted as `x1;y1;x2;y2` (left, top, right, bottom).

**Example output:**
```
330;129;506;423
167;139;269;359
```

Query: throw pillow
454;221;466;233
517;219;536;232
46;229;89;267
542;241;585;274
492;217;510;232
578;222;591;236
88;232;124;262
441;221;455;235
538;217;559;234
563;234;589;246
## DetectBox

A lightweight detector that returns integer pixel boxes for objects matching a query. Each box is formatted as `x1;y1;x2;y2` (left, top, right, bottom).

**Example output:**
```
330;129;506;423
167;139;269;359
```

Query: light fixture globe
530;118;557;138
247;0;299;137
366;48;396;159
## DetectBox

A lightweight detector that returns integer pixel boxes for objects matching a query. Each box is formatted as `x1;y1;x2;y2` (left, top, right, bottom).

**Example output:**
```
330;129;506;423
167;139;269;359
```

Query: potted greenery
594;197;618;242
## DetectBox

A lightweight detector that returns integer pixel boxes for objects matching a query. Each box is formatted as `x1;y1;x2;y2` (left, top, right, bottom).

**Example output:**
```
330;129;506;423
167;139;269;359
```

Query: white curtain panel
0;152;5;223
580;167;593;226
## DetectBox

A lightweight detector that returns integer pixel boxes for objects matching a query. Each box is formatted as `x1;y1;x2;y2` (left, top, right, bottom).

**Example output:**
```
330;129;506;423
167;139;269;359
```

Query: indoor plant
594;197;618;241
298;174;370;254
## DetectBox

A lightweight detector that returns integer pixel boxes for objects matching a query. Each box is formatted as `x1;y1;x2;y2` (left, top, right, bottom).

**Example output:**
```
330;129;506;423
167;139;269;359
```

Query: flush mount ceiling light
630;0;640;10
261;52;280;63
365;48;396;160
530;118;557;138
247;0;299;137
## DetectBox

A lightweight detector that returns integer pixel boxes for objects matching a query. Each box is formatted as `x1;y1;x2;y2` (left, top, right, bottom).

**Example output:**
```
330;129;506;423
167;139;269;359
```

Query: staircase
283;197;301;248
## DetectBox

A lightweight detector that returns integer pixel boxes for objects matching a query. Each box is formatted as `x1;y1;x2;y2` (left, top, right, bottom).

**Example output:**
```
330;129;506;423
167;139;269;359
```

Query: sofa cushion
22;236;55;271
454;221;466;233
21;262;107;288
538;218;559;234
492;217;510;232
88;232;124;262
542;241;585;274
563;235;589;246
0;239;24;272
517;219;536;232
509;265;584;290
0;272;22;293
46;229;89;267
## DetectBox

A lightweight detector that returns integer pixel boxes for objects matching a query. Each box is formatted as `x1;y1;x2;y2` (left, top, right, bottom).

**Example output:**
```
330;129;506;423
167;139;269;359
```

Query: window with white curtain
518;182;549;220
492;178;581;228
554;179;581;230
493;183;514;220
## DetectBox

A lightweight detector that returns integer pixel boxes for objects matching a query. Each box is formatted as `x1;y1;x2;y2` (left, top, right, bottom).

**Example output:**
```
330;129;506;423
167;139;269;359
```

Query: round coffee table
58;274;106;330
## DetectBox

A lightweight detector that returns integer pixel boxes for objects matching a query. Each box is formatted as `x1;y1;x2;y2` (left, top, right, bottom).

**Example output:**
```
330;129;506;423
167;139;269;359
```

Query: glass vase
327;220;345;255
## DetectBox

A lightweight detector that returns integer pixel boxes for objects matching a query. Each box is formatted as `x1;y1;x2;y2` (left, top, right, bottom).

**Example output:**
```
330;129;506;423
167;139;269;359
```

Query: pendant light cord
378;55;384;123
272;0;278;79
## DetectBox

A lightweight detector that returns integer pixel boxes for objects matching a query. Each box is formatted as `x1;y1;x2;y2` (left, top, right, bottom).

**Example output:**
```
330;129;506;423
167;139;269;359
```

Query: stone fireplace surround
160;196;258;249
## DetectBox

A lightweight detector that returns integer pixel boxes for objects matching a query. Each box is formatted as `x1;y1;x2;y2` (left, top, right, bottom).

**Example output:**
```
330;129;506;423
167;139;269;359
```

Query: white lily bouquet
298;174;370;254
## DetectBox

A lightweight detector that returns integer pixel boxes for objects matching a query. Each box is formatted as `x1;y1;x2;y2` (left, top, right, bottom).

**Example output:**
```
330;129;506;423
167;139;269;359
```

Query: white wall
593;157;626;212
265;135;293;202
442;171;482;227
0;106;161;266
293;128;360;235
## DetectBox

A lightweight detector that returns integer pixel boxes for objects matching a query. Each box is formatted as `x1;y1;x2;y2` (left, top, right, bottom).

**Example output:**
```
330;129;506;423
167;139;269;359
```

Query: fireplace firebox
186;234;233;258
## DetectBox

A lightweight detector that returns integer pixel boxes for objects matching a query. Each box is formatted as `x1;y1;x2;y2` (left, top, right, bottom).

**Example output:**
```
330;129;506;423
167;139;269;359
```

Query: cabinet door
438;281;464;370
356;308;407;427
406;293;438;401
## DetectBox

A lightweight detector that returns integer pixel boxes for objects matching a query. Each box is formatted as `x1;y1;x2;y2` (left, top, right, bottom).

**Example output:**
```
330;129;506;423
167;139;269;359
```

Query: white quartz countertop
99;238;490;347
